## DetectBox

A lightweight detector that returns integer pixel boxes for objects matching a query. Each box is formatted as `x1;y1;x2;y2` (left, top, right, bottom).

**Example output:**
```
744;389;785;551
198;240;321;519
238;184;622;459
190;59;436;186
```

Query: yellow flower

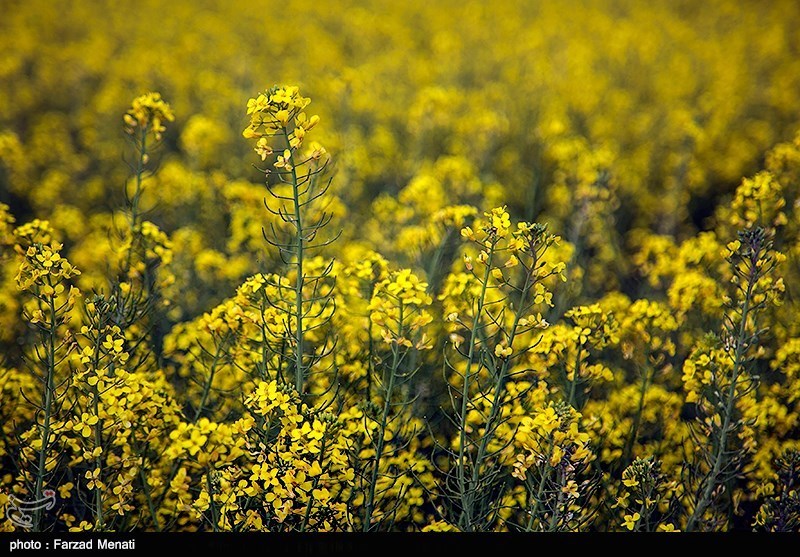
123;92;174;139
623;512;640;531
102;335;124;353
58;482;74;499
561;480;580;498
85;468;103;491
69;521;94;532
463;254;473;271
306;141;326;160
73;413;99;437
494;343;512;359
622;477;639;488
273;109;289;126
274;149;293;171
255;138;274;161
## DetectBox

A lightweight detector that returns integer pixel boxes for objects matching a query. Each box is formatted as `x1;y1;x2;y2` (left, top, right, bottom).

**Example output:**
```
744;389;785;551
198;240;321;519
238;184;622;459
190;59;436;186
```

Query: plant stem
194;334;230;422
470;268;533;506
363;303;403;531
300;435;328;532
457;248;494;531
547;467;566;531
138;457;161;531
285;130;305;395
624;361;652;466
92;383;104;530
686;265;756;532
33;294;57;531
567;343;583;409
123;125;148;278
131;127;147;230
526;451;552;531
206;471;219;532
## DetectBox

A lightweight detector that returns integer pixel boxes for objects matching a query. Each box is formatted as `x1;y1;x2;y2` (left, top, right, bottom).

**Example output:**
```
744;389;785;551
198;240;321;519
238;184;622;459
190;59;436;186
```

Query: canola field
2;0;800;532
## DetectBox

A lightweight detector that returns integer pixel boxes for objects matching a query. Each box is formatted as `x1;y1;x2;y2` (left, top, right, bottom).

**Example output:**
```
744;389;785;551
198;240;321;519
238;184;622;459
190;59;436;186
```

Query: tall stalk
285;131;306;394
243;86;334;398
456;249;494;531
32;295;58;531
686;263;755;531
686;227;778;531
363;303;403;530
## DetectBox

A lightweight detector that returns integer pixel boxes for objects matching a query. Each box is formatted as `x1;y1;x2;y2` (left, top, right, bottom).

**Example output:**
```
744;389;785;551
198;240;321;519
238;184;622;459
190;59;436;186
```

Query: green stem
138;456;161;531
284;129;305;395
470;268;533;505
206;472;219;532
92;383;104;530
526;448;552;531
567;343;583;409
194;334;230;422
366;314;374;402
131;127;147;230
547;468;567;532
259;320;269;382
457;247;494;532
686;268;756;532
33;294;57;531
123;125;148;278
300;435;328;532
624;361;652;466
641;483;654;532
363;303;404;531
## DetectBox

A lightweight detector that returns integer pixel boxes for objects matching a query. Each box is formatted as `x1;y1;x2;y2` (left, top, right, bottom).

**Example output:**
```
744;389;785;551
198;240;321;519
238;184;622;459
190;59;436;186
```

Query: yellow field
1;0;800;531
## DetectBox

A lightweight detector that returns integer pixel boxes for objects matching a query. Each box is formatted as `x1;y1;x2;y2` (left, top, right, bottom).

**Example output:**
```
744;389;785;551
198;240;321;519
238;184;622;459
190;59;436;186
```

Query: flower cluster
368;269;433;348
243;85;322;164
123;92;175;141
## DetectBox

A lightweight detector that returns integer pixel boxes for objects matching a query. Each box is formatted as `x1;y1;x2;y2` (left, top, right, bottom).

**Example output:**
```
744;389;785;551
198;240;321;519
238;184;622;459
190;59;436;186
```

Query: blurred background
2;0;799;318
